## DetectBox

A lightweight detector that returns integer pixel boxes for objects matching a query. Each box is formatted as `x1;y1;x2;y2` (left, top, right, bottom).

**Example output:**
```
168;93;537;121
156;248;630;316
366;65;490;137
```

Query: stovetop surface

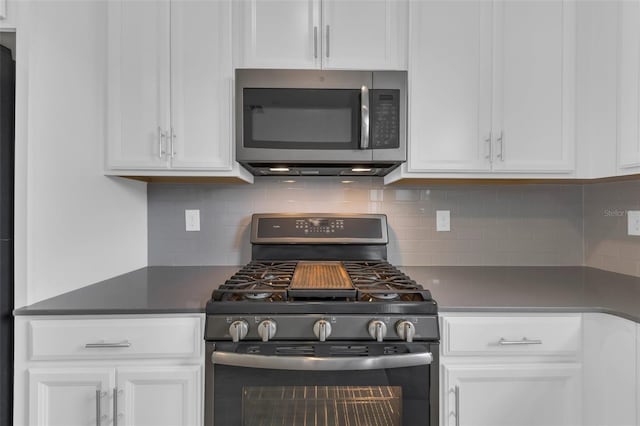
207;260;437;316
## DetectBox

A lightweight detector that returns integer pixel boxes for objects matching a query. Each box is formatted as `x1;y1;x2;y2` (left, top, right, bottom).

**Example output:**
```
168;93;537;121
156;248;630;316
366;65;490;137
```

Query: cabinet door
618;0;640;172
235;0;320;69
442;363;581;426
29;368;114;426
170;0;233;170
107;0;171;169
407;1;492;172
491;1;575;172
117;366;200;426
321;0;407;70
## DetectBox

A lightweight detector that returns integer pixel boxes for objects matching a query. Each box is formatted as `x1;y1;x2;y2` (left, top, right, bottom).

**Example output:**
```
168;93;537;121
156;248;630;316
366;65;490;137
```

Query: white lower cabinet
14;315;204;426
29;368;114;426
442;364;581;426
440;313;583;426
28;366;200;426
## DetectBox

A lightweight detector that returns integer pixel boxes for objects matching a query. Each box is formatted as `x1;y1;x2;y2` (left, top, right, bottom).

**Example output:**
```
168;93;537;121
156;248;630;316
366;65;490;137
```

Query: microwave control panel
370;89;400;149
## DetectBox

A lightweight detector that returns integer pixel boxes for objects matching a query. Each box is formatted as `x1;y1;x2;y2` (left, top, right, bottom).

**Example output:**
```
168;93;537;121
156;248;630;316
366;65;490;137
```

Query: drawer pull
85;340;131;349
498;337;542;346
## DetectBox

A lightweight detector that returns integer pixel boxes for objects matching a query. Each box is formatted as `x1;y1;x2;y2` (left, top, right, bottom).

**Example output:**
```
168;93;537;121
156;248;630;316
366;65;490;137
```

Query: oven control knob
229;320;249;343
368;320;388;342
395;320;416;343
313;319;332;342
257;319;277;342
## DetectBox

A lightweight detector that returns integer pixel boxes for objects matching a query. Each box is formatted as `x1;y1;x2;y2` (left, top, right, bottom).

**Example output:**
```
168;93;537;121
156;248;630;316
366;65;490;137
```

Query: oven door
205;342;438;426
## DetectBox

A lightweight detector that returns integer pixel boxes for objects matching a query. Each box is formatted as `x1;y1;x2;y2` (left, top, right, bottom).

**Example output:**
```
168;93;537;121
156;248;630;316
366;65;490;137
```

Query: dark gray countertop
13;266;640;323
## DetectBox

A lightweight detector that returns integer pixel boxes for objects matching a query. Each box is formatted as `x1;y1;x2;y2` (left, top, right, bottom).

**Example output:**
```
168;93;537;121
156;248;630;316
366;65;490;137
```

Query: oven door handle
212;351;432;371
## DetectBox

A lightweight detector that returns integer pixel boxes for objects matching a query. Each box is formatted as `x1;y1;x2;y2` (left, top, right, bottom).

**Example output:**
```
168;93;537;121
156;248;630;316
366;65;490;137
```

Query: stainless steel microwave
235;69;407;177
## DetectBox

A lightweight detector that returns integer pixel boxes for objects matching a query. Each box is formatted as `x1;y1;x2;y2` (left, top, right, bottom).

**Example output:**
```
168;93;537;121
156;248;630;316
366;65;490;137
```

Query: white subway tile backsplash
148;178;584;267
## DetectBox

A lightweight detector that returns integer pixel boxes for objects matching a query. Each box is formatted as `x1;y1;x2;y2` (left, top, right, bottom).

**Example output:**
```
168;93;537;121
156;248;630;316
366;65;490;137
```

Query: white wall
13;0;147;306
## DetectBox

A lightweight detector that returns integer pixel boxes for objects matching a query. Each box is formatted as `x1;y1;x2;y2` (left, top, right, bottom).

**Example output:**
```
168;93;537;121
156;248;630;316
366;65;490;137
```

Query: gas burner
369;293;399;300
244;292;270;300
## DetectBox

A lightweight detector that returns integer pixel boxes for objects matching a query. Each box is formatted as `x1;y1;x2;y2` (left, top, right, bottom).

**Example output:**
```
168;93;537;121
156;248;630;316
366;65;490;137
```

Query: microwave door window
243;89;360;150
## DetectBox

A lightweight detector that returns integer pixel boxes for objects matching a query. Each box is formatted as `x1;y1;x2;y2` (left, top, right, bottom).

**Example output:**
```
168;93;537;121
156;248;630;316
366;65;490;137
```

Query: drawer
28;316;202;361
441;314;581;357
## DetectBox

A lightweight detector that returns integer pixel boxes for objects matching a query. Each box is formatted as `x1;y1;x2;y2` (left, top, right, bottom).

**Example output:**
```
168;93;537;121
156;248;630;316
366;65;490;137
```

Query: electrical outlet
436;210;450;232
628;210;640;236
185;209;200;232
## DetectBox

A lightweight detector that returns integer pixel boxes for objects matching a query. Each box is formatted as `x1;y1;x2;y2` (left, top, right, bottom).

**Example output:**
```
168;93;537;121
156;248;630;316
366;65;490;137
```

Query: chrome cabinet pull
325;25;330;57
496;131;504;161
157;126;165;159
113;388;118;426
170;127;176;158
360;85;370;149
212;351;432;370
498;337;542;345
313;26;318;59
85;340;131;349
454;385;460;426
484;132;492;161
95;389;101;426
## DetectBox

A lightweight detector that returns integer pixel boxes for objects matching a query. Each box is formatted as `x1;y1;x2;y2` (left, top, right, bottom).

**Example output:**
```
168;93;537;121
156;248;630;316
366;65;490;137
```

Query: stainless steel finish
325;25;330;57
360;85;370;150
157;126;165;159
170;127;176;158
497;131;504;161
313;26;318;59
250;213;389;245
484;132;492;161
229;320;249;343
212;350;433;371
313;319;332;342
95;390;101;426
257;319;277;342
498;337;543;345
113;388;118;426
395;320;416;343
235;69;407;169
206;314;440;342
368;320;388;342
85;341;131;349
454;385;460;426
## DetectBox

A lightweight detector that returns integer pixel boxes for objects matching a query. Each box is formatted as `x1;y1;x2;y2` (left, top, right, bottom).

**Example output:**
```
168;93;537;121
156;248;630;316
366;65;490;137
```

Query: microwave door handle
360;85;370;149
212;351;432;371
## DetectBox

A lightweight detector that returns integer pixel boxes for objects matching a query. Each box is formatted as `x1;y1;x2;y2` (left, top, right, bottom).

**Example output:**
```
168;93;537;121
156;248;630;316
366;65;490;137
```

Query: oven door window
243;88;361;150
212;346;431;426
242;385;402;426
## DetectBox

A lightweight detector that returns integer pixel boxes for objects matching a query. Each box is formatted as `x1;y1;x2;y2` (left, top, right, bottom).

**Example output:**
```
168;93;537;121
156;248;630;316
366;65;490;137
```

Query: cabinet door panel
322;0;407;70
107;0;170;169
236;0;320;69
442;364;581;426
170;0;233;169
618;1;640;170
492;1;575;172
117;366;200;426
407;1;492;172
29;368;114;426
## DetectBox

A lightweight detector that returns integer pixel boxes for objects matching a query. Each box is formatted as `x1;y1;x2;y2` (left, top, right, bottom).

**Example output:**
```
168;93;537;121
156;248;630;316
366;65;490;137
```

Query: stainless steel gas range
204;214;439;426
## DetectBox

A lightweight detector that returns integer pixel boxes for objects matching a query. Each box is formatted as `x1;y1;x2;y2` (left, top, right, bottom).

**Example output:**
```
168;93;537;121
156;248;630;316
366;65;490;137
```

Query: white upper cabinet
491;1;575;172
233;0;408;70
107;0;239;173
107;1;170;170
408;1;492;172
405;0;575;177
618;0;640;173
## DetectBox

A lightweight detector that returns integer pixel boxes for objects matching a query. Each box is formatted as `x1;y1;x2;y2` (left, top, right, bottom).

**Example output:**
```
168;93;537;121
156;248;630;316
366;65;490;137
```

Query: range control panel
251;214;388;244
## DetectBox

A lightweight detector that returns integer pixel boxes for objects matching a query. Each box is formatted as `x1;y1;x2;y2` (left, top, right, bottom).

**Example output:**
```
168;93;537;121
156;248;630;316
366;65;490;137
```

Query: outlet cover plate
185;209;200;232
628;210;640;236
436;210;451;232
